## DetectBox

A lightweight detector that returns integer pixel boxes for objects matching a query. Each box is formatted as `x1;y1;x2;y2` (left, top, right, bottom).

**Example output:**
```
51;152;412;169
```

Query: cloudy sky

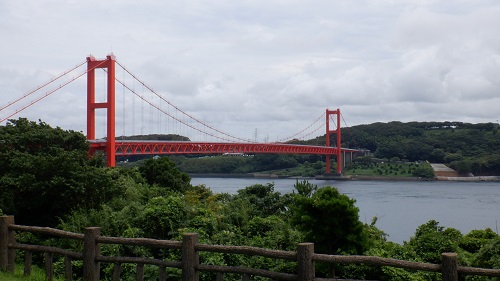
1;0;500;141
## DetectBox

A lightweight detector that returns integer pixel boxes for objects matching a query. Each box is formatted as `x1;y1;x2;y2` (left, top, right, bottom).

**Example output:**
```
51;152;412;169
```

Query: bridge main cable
111;73;250;143
115;60;253;143
0;61;86;113
276;112;325;143
1;60;107;124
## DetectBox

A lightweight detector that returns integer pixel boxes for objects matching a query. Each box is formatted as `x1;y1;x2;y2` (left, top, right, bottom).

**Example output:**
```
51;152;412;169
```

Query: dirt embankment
430;163;460;177
430;163;500;181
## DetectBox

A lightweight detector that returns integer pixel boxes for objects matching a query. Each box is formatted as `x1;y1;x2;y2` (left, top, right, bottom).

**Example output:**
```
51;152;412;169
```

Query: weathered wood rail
2;216;500;280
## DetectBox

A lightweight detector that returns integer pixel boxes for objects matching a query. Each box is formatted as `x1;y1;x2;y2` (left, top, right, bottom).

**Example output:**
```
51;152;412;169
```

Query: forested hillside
299;121;500;176
119;121;500;176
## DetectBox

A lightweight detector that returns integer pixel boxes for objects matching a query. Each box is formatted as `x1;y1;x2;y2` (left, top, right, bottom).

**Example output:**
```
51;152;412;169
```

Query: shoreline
189;173;500;182
436;176;500;182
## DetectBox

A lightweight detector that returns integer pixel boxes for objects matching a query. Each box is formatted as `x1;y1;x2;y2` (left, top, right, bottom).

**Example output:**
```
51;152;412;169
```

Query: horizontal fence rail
2;216;500;281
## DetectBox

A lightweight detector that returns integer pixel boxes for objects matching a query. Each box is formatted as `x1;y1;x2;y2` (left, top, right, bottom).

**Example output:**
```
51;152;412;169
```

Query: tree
374;140;406;160
411;164;435;178
251;154;298;171
429;148;446;163
139;156;191;193
449;160;472;175
459;228;498;253
142;196;187;239
290;184;368;278
405;220;462;264
293;180;317;197
0;118;120;226
472;237;500;269
402;140;433;162
290;184;367;255
233;183;289;217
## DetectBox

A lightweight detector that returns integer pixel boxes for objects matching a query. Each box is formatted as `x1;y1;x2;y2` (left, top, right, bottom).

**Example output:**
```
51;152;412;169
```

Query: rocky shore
188;164;500;182
436;176;500;182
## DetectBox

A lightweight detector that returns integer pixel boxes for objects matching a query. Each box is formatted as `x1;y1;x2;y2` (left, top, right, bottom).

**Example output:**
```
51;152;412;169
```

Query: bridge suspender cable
341;113;359;149
275;112;326;143
115;60;254;143
0;61;86;113
0;60;107;124
115;60;330;144
110;72;248;142
2;57;335;147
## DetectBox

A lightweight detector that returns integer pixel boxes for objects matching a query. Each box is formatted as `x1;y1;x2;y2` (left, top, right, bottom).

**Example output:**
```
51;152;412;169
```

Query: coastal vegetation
118;120;499;177
291;121;500;176
1;118;500;280
339;121;500;176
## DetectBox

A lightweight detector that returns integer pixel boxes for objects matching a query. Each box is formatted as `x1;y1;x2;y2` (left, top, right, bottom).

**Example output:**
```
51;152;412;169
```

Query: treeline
295;121;500;176
1;118;500;280
169;154;323;175
121;121;500;176
164;120;500;176
121;152;325;176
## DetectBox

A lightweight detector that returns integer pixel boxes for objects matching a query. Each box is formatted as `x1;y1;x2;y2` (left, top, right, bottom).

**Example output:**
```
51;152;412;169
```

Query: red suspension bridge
1;54;361;174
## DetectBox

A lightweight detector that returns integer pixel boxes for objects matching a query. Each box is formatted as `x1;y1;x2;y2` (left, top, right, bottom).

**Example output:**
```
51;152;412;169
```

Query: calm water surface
190;177;500;244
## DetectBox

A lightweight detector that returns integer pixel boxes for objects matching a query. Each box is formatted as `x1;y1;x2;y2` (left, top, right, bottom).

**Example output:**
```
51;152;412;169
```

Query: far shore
188;173;500;182
436;176;500;182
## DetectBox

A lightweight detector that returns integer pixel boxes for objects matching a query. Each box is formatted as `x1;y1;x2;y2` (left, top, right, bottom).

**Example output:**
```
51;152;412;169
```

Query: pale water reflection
190;177;500;244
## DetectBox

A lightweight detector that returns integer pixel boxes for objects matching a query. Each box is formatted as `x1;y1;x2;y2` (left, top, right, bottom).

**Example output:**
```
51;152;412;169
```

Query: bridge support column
325;109;342;175
87;54;116;167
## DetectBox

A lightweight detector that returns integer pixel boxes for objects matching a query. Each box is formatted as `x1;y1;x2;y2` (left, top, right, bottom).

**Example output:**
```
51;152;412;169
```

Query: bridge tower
86;54;116;167
325;108;342;175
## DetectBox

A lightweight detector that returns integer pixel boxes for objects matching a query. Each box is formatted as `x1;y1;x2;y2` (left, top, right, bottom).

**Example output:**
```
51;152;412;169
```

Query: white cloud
2;0;500;140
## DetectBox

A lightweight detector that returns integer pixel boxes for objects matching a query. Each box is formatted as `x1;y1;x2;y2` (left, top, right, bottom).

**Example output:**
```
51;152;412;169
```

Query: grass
0;264;63;281
345;162;419;177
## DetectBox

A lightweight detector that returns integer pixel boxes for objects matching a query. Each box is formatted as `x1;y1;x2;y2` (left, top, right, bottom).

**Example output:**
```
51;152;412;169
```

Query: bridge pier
325;109;342;175
86;54;116;167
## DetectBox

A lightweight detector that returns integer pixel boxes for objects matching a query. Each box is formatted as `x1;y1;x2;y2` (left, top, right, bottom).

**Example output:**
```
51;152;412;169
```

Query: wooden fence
2;215;500;281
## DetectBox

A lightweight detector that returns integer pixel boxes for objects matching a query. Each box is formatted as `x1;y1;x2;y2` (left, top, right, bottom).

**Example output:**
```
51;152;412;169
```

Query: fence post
136;264;144;281
24;251;32;276
113;263;121;281
182;233;199;281
0;216;15;273
64;256;73;281
441;252;458;281
45;252;54;281
297;243;315;281
159;266;166;281
83;227;101;281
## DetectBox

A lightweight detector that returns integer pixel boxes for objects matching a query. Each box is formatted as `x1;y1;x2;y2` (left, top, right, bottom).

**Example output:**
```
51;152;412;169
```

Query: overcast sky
1;0;500;141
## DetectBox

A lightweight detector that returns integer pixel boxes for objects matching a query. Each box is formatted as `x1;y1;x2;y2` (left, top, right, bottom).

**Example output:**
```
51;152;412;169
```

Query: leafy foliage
405;220;462;264
142;196;187;239
160;120;500;176
411;163;436;178
353;122;500;175
139;156;191;193
3;118;500;280
0;118;122;226
290;182;367;255
310;121;500;175
170;154;299;174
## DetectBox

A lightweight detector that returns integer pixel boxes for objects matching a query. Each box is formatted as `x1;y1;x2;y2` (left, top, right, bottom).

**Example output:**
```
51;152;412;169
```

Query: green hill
119;122;500;176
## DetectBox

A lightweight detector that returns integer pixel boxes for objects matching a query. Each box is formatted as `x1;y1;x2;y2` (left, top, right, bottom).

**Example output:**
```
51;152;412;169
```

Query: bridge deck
89;140;359;156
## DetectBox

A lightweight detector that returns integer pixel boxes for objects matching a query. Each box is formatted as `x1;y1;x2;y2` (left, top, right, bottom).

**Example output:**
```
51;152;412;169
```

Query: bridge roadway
89;140;359;156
